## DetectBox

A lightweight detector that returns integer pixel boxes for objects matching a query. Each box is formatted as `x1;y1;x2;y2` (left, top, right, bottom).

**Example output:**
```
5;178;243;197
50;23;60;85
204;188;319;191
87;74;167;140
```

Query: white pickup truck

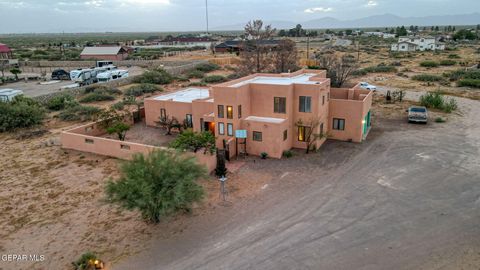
407;106;428;124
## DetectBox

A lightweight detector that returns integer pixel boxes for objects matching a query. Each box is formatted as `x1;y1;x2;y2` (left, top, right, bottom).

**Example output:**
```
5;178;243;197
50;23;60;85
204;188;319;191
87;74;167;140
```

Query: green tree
170;129;216;154
106;122;130;141
10;68;22;80
106;150;206;223
0;95;45;132
453;29;476;41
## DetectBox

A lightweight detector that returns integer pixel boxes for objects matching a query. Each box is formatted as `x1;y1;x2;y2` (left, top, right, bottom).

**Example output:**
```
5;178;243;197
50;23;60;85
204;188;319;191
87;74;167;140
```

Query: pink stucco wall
60;122;216;172
142;69;372;159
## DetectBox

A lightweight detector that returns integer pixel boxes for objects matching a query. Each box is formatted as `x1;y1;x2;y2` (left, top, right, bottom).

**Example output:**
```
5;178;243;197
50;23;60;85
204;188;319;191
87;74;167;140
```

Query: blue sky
0;0;478;33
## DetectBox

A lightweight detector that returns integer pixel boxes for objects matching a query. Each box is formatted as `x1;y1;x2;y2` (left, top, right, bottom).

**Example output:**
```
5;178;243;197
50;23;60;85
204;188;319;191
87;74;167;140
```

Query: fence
208;57;241;65
61;121;216;172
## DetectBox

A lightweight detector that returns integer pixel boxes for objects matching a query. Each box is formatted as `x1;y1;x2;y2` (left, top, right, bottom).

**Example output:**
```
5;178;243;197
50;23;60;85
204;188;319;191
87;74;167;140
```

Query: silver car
407;106;428;124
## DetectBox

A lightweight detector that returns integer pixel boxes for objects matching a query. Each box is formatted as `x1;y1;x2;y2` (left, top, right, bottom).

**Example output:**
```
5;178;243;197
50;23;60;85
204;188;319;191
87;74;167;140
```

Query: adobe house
0;43;13;59
145;69;373;159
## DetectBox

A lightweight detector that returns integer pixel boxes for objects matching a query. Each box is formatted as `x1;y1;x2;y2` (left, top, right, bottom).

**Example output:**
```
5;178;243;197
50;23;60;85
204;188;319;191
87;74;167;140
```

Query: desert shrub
458;79;480;88
226;73;242;80
46;93;78;111
363;65;397;73
195;62;220;72
202;75;226;83
439;59;456;66
419;91;457;113
463;70;480;80
186;70;205;79
84;85;121;95
72;252;98;270
170;129;216;154
282;150;293;158
420;61;439;68
125;83;160;97
79;92;115;103
443;98;458;113
351;69;368;76
448;54;461;59
412;74;444;82
175;75;190;82
105;150;206;223
0;96;46;132
111;101;125;110
435;117;446;123
133;69;173;84
260;152;268;159
58;105;101;121
188;81;208;87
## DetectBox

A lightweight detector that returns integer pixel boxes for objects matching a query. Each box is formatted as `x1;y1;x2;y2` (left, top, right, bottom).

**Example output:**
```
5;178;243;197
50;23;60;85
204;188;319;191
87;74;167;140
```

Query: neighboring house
145;69;373;159
157;37;215;48
364;32;396;39
0;43;13;59
80;46;129;61
214;40;281;54
391;36;445;51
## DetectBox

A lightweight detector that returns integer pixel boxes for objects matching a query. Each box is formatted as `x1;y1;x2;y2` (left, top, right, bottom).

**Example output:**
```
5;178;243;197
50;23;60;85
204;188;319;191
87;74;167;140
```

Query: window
227;106;233;119
333;118;345;130
200;118;204;131
85;138;94;144
274;97;286;113
320;123;324;136
160;108;166;121
238;105;242;119
322;95;325;105
218;105;224;118
327;92;330;101
298;126;310;142
283;130;288;141
227;123;233;136
299;96;311;113
218;122;225;135
185;114;193;128
253;131;262;141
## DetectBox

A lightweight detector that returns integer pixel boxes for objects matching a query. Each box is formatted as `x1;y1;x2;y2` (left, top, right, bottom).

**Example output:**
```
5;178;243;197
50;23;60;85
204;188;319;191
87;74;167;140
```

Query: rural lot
112;90;480;270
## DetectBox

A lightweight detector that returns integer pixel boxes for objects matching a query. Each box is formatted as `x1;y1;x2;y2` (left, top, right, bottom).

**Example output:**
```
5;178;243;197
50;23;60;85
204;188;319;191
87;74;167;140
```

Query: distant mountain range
213;13;480;30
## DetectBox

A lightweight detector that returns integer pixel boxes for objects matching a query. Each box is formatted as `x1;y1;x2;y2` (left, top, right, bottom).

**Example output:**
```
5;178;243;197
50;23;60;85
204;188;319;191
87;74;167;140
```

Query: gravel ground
114;90;480;270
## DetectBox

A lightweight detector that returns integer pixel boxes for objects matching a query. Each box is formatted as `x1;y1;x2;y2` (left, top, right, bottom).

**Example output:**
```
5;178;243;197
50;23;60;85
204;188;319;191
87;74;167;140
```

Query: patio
102;120;176;147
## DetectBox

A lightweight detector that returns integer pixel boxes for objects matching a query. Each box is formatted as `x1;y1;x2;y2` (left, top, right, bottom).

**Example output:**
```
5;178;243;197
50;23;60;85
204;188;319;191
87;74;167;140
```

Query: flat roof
230;73;321;87
244;116;286;124
153;88;210;103
81;46;123;55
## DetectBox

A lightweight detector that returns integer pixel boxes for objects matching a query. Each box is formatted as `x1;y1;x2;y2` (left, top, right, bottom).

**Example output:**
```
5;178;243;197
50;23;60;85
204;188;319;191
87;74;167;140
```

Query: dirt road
115;91;480;270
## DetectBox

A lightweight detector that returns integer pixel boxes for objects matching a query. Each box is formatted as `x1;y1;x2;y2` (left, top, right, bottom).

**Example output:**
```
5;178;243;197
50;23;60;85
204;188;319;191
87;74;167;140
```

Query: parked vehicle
51;69;70;80
97;69;129;83
407;106;428;124
360;82;377;91
0;89;23;102
71;69;95;86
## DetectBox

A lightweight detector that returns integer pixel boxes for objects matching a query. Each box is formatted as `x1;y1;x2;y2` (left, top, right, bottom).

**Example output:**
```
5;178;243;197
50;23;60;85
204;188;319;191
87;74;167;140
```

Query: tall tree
272;39;298;73
241;19;276;73
315;53;358;87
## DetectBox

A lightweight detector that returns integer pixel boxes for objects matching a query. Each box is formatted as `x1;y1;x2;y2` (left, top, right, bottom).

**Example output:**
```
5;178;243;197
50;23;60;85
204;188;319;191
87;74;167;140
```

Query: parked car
51;69;70;80
360;82;377;91
407;106;428;124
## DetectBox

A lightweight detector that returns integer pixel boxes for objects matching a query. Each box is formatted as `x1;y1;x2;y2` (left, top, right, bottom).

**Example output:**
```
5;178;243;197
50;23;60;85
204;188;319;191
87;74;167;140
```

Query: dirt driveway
114;92;480;270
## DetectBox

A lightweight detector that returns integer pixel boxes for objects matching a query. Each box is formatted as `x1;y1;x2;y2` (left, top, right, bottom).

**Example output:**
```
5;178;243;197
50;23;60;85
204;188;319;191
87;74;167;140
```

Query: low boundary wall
61;122;216;172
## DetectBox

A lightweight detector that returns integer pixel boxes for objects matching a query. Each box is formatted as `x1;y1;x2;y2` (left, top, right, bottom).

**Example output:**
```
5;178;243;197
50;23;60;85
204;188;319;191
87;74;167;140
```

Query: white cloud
365;0;378;7
304;7;333;13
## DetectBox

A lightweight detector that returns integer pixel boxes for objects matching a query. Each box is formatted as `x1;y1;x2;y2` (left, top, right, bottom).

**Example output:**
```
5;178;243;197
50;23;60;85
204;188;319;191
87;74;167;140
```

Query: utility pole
205;0;209;35
306;36;310;60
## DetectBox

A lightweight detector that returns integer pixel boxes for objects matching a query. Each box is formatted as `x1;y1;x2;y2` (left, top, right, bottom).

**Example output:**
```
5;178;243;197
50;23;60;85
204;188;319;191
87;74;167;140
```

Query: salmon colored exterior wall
61;121;216;172
143;69;373;159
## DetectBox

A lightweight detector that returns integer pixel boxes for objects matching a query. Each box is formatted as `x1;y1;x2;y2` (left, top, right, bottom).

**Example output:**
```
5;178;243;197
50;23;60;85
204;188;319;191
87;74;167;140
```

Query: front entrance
363;110;372;137
204;121;215;135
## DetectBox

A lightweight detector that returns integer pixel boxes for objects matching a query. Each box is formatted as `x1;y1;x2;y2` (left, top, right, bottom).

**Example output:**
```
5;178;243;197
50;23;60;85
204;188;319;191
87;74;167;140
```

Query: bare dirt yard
113;90;480;270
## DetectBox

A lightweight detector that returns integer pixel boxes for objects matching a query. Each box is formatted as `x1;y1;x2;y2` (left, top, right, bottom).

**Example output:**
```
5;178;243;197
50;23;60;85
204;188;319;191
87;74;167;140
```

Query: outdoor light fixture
362;120;366;124
89;259;105;270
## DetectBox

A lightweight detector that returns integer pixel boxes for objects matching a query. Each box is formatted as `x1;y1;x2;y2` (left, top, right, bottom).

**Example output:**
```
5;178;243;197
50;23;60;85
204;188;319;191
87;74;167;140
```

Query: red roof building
0;43;13;59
